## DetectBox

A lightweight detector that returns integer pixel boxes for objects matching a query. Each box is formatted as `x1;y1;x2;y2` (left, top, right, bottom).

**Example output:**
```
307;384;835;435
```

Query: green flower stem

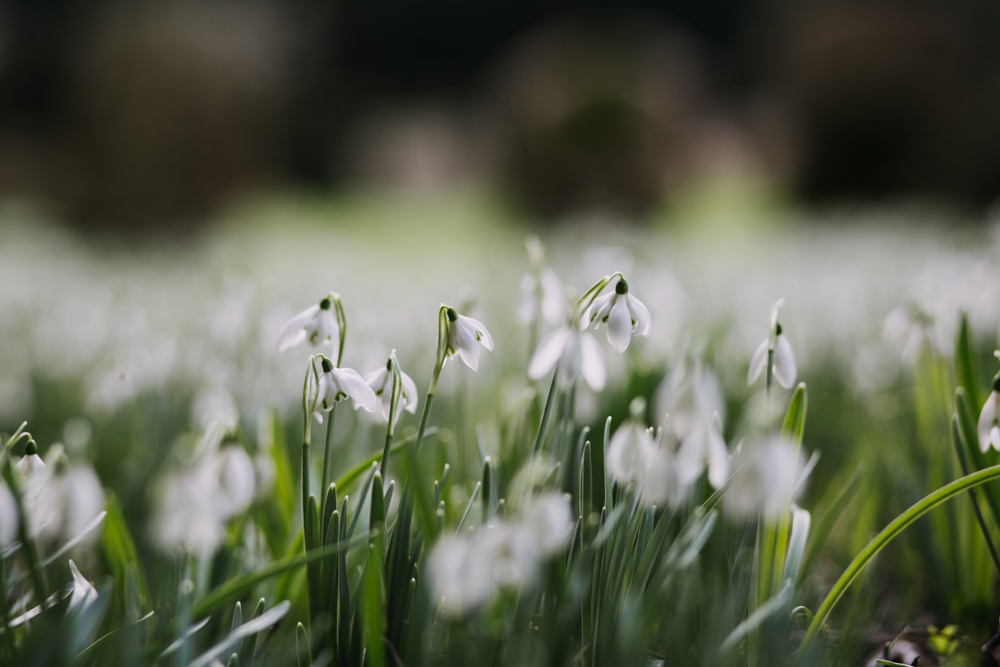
801;462;1000;650
0;429;46;608
530;372;560;455
319;404;337;525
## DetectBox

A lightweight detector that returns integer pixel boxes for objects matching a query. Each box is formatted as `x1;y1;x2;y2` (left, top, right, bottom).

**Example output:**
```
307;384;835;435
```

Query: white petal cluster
581;279;651;353
518;268;564;325
16;448;105;548
315;358;378;420
447;309;494;371
605;419;674;507
428;492;573;616
723;439;806;520
277;297;338;351
748;331;797;389
151;444;257;556
363;361;419;423
528;327;605;391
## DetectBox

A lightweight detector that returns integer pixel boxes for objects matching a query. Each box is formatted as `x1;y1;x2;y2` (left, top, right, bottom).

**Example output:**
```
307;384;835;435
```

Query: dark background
3;0;1000;230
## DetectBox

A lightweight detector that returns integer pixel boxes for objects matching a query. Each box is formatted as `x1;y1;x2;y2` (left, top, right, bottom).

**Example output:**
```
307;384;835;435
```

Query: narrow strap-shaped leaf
781;505;811;587
955;312;982;411
718;580;793;656
190;602;292;667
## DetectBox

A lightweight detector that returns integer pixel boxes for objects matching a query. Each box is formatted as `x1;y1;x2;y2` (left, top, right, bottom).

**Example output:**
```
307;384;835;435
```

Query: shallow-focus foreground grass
6;200;1000;666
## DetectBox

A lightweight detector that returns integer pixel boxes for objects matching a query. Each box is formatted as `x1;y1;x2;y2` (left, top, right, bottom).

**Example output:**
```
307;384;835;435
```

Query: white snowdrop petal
706;427;730;489
334;368;379;412
0;482;17;546
626;294;652;336
578;333;606;391
992;425;1000;453
363;367;389;392
528;328;571;380
773;335;798;389
401;371;419;413
540;269;565;324
606;296;632;353
277;305;319;351
747;339;768;386
979;393;999;453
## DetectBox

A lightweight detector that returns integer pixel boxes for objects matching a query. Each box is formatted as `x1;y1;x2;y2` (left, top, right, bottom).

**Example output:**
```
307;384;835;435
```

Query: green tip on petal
775;322;783;336
320;297;331;310
446;307;459;322
25;439;38;455
321;358;334;373
615;278;629;295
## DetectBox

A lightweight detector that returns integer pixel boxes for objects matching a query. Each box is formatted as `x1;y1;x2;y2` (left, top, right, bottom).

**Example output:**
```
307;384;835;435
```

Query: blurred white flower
315;357;378;420
276;296;338;351
581;278;651;353
606;418;657;485
521;492;574;556
0;481;18;547
658;358;725;442
151;444;257;556
191;385;239;432
527;327;605;391
748;324;797;389
518;268;564;325
674;415;729;490
978;376;1000;453
446;308;493;371
20;455;105;547
428;533;493;616
66;560;99;617
724;439;806;520
883;305;936;362
364;359;419;423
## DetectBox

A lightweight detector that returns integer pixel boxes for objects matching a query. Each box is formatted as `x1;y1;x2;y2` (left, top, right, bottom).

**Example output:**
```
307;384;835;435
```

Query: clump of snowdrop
445;307;493;372
151;441;257;556
364;355;418;423
581;277;651;353
314;356;378;421
428;491;573;616
748;298;797;390
723;438;806;520
277;293;344;354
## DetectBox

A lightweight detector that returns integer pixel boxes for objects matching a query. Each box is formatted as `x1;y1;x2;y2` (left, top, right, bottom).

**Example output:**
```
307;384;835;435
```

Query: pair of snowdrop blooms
279;296;494;421
528;277;651;392
427;492;573;615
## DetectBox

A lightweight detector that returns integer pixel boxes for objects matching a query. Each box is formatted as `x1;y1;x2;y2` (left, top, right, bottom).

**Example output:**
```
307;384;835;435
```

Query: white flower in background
364;359;419;423
978;373;1000;452
152;444;258;556
14;440;45;477
277;295;338;351
527;327;605;391
446;307;493;371
315;357;378;420
748;322;797;389
428;533;493;616
66;560;99;618
883;305;936;362
521;492;574;556
606;417;657;485
0;481;18;547
191;385;239;432
518;268;565;325
724;438;806;520
20;452;105;547
658;358;725;442
581;278;651;353
674;414;729;490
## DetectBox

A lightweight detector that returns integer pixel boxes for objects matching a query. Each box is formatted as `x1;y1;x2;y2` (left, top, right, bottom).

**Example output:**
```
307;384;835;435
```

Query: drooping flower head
748;298;797;390
445;307;493;371
528;326;605;391
277;293;344;356
606;397;675;506
518;236;565;326
724;438;807;520
315;356;378;420
364;354;419;424
581;277;651;353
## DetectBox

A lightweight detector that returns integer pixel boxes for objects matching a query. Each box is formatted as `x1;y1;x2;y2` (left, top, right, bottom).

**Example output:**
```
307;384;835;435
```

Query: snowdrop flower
883;305;936;362
527;327;605;391
215;445;257;517
748;323;797;390
66;560;99;618
606;417;657;485
674;414;729;490
446;307;493;371
724;438;806;520
518;268;565;325
428;533;493;616
364;358;419;423
581;278;651;353
277;295;339;352
978;371;1000;453
658;358;725;442
22;457;105;547
0;481;17;547
14;439;45;476
521;492;574;556
315;357;378;420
